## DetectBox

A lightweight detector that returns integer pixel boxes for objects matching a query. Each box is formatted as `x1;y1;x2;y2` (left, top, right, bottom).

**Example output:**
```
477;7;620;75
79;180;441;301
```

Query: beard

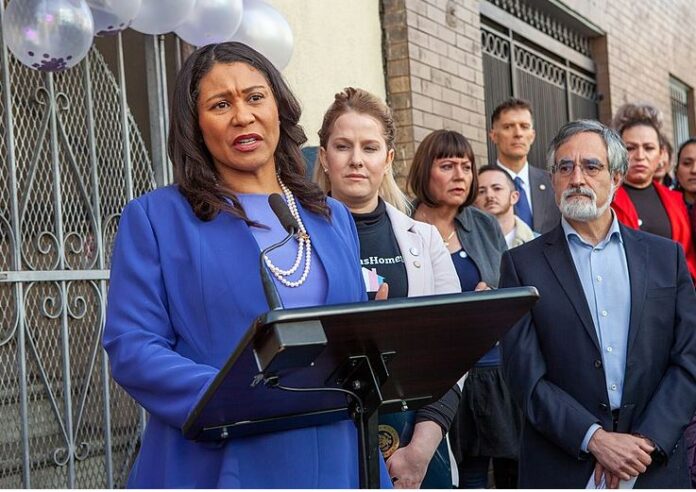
559;182;615;222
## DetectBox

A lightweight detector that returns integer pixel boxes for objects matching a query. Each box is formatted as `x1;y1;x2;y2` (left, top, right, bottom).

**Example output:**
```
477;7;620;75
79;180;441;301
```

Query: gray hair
545;119;628;176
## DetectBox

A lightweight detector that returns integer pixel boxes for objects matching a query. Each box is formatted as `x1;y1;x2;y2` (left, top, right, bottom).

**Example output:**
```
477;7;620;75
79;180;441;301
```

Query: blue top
451;249;500;367
103;186;392;488
562;214;631;451
450;249;481;292
238;193;328;308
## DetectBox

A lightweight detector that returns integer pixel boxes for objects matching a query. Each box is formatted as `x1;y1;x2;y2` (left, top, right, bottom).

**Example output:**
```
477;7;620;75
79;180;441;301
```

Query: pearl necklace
263;179;312;288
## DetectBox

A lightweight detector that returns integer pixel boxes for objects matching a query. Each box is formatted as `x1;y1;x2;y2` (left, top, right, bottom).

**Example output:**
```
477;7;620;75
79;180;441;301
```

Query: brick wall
382;0;487;186
562;0;696;140
382;0;696;180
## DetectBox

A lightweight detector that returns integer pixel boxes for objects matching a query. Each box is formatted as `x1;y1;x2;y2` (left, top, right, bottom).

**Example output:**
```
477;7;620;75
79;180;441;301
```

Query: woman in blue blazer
103;43;391;488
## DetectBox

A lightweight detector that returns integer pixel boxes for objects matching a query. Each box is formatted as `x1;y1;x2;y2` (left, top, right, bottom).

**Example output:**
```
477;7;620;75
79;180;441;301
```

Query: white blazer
384;202;461;297
384;202;463;487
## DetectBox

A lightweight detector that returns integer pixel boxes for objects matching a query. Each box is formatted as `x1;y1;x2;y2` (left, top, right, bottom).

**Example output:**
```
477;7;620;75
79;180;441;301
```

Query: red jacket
612;182;696;280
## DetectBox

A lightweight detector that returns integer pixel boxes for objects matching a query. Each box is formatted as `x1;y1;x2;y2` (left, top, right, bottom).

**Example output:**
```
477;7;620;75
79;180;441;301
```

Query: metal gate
0;8;160;487
481;19;599;168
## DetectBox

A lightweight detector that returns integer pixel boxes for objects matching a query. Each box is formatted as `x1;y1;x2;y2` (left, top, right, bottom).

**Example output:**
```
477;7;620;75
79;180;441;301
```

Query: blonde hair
312;87;410;214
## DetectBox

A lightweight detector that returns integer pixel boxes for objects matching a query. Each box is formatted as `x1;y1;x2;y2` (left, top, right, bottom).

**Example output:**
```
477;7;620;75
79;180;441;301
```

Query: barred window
670;77;692;147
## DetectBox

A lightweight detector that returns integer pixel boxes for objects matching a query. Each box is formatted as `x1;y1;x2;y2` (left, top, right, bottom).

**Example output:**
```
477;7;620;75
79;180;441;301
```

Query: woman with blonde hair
313;87;462;488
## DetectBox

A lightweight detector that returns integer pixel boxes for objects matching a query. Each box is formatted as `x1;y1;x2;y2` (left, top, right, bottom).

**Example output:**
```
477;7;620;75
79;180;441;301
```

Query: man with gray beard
500;120;696;488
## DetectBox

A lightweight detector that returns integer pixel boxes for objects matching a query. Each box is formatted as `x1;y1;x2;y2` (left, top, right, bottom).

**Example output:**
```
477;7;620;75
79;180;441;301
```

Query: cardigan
385;202;461;297
453;206;508;288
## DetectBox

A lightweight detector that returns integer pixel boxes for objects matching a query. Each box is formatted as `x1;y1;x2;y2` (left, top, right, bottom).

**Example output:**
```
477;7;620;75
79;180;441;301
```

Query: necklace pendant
297;231;310;241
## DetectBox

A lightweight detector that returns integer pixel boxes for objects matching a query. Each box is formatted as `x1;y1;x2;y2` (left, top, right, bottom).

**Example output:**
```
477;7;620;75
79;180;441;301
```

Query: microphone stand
259;228;296;311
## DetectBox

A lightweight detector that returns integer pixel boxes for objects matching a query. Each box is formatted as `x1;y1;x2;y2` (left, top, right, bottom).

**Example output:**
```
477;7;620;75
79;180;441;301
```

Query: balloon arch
1;0;294;72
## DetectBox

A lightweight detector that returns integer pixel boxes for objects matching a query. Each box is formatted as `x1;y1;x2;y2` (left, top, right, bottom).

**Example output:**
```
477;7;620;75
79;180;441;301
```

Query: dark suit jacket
500;224;696;488
529;165;560;234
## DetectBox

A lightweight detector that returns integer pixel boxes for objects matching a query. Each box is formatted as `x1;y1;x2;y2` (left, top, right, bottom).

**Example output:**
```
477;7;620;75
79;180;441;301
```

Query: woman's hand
474;281;491;291
386;421;442;488
375;282;389;300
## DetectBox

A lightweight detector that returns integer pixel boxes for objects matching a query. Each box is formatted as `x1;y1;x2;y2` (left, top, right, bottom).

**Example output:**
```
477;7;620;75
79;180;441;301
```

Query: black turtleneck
624;183;672;239
351;198;408;300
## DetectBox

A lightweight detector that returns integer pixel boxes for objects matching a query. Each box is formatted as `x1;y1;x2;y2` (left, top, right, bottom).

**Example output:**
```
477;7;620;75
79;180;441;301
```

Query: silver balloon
2;0;94;72
130;0;195;35
175;0;243;47
86;0;142;36
231;0;293;70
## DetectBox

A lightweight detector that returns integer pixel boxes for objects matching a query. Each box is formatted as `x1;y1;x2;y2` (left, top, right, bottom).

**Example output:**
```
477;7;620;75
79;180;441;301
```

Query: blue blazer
103;186;391;488
500;224;696;488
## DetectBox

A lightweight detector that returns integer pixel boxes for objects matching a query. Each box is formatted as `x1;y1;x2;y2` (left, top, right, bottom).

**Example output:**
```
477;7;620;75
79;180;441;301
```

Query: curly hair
612;103;663;139
168;42;329;223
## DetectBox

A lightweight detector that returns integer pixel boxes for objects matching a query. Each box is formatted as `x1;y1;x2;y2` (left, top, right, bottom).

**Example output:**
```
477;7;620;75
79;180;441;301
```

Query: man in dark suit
501;119;696;488
489;98;560;234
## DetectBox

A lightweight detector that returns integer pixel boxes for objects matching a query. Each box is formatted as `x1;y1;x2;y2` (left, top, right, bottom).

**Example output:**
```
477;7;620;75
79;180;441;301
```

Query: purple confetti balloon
2;0;94;72
86;0;142;37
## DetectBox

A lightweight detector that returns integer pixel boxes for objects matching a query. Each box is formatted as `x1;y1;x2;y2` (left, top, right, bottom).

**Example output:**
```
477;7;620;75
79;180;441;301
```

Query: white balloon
86;0;142;36
130;0;195;35
231;0;293;70
2;0;94;72
175;0;243;47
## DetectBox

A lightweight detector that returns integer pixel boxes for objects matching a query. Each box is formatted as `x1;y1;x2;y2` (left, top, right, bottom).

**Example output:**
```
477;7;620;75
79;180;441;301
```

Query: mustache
561;186;596;201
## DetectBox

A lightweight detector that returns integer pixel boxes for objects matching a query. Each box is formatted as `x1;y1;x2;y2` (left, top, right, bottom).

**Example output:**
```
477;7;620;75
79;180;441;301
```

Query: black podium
183;287;538;488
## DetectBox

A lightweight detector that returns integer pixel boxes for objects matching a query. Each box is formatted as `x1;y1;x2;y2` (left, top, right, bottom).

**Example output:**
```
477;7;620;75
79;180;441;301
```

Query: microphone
269;193;299;234
259;193;298;311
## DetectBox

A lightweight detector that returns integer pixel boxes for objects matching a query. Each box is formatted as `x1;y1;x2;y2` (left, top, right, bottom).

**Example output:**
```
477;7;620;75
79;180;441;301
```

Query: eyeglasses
552;159;606;177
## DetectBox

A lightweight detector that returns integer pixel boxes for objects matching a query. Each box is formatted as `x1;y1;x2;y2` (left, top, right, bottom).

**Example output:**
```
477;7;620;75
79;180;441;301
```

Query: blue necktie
513;176;533;228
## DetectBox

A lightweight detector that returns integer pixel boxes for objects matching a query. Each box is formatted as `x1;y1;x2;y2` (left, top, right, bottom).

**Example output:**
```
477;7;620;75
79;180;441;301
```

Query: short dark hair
168;42;329;222
478;164;516;191
407;130;478;208
491;98;534;126
677;137;696;164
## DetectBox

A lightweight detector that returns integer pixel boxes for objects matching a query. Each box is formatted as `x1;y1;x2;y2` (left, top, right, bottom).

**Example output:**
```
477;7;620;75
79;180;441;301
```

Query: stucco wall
267;0;387;147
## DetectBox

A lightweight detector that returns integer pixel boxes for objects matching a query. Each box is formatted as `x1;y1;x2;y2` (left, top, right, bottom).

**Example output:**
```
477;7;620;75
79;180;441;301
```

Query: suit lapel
543;226;600;351
622;227;648;356
203;212;269;316
530;168;547;231
298;204;340;302
385;203;425;297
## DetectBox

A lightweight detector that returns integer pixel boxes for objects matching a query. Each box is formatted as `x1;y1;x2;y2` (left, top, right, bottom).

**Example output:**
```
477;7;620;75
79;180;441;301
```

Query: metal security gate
0;6;161;487
481;16;599;168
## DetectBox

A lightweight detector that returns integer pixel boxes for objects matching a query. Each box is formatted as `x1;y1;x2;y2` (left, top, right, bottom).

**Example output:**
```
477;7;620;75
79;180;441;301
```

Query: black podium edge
181;286;539;439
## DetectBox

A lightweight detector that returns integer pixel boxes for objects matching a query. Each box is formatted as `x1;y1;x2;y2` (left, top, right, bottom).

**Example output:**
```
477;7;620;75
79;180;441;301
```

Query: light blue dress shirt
561;213;631;452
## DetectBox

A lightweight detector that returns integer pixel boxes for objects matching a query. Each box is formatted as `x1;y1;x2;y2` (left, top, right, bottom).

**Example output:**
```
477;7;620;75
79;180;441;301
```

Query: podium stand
183;287;538;488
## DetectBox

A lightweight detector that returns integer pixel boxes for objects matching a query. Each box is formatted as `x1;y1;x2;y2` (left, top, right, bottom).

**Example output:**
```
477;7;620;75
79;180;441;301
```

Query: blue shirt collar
561;211;623;249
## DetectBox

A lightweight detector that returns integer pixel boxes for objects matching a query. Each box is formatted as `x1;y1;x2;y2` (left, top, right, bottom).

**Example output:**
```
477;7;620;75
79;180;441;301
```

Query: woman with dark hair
102;42;389;488
611;103;696;280
407;130;520;488
313;88;462;489
675;136;696;487
675;138;696;245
